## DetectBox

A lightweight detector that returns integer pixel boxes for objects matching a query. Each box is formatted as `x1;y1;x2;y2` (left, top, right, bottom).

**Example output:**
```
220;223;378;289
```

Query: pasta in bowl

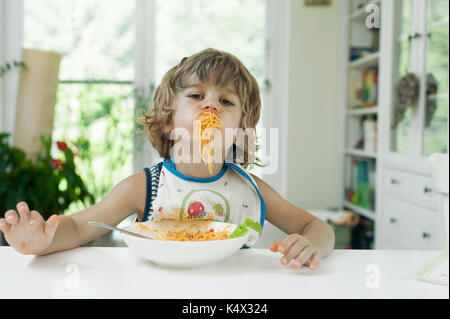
120;220;252;268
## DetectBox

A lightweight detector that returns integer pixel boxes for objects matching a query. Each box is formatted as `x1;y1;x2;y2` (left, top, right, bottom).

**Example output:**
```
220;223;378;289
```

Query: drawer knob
391;179;399;185
422;232;431;239
389;218;397;224
423;187;433;194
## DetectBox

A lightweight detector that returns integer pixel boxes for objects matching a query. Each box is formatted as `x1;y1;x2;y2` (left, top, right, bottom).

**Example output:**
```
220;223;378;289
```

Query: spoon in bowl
86;221;154;240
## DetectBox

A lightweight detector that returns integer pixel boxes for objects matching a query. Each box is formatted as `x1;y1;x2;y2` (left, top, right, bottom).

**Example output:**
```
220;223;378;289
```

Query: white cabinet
379;196;444;250
413;174;439;208
376;0;448;250
383;168;414;197
339;0;448;250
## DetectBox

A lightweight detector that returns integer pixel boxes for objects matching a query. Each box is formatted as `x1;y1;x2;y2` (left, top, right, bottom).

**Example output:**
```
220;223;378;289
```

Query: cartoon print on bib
186;201;206;218
180;189;230;222
152;188;231;223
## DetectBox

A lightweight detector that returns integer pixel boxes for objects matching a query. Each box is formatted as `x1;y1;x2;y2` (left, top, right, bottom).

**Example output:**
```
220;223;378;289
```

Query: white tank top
149;157;266;246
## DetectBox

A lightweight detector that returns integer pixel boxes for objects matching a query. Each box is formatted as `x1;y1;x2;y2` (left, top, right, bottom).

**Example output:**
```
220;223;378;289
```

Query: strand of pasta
195;111;223;175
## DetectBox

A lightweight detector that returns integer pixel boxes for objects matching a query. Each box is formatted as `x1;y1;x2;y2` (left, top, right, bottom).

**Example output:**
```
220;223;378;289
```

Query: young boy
0;48;334;270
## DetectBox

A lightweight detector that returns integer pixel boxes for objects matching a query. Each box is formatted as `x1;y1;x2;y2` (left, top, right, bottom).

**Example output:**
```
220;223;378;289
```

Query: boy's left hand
270;234;321;271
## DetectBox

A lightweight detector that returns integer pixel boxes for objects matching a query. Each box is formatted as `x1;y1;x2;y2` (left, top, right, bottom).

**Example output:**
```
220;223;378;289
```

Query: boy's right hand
0;201;60;255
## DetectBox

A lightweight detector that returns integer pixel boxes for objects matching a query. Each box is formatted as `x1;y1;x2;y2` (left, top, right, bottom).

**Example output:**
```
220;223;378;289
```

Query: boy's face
168;80;242;159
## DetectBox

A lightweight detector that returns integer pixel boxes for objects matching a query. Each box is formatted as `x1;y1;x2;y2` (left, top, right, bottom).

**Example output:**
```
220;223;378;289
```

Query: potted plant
0;132;95;245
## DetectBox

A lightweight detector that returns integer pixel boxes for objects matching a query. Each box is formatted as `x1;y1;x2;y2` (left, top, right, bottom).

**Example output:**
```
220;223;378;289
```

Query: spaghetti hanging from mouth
194;110;223;175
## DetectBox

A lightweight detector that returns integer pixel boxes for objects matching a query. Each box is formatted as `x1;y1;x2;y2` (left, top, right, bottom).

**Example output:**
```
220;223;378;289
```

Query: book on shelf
362;69;378;107
347;67;378;110
346;157;376;211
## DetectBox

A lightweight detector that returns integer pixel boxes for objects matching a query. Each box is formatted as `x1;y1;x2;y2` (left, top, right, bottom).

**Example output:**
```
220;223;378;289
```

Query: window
24;0;136;213
23;0;267;215
422;0;449;156
389;0;448;161
153;0;266;171
391;0;413;154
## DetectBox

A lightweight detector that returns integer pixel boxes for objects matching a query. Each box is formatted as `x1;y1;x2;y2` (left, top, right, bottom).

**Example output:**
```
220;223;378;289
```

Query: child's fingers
307;253;321;271
4;210;19;225
16;202;30;223
284;240;309;265
292;246;314;269
277;235;300;255
269;242;279;252
44;214;60;239
0;218;11;232
28;210;43;226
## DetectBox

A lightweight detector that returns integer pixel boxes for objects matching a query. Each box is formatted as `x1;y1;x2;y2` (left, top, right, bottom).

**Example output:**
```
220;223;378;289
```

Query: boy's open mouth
199;108;218;117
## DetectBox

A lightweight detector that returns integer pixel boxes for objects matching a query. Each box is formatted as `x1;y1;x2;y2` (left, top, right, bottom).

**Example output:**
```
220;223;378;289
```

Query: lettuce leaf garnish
229;218;262;238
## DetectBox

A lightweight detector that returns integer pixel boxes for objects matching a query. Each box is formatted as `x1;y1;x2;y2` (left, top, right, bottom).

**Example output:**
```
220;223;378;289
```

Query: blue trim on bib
164;156;228;183
224;162;266;229
142;162;163;222
142;167;152;222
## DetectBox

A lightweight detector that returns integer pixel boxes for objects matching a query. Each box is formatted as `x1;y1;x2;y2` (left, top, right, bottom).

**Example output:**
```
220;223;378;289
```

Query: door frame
260;0;290;198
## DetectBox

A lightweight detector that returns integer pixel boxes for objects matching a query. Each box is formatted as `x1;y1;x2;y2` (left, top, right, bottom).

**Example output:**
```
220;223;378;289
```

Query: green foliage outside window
53;83;137;214
0;133;95;219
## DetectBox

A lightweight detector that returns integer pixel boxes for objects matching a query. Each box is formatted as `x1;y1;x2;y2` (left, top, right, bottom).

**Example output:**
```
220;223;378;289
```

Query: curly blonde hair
138;48;262;169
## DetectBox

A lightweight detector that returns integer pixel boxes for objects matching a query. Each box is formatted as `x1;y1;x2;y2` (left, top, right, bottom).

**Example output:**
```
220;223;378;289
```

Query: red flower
51;159;63;170
57;141;68;152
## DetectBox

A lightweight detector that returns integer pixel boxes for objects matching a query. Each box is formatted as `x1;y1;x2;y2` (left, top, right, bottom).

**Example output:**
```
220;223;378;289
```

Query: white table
0;246;448;299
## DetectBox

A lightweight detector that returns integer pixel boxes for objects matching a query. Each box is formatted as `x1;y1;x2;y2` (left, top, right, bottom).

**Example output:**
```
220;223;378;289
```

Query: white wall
286;0;341;210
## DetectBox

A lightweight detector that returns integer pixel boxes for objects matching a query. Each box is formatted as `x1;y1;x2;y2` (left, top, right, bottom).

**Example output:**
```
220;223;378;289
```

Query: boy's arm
3;172;146;256
251;173;335;265
68;171;146;247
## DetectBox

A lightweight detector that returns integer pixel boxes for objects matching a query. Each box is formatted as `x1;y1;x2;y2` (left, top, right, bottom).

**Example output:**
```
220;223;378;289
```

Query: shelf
346;106;379;116
348;52;379;69
343;201;376;221
346;149;377;159
348;0;381;20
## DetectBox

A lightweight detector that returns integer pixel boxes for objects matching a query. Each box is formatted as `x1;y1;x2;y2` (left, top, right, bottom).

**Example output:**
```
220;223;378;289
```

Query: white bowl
121;220;250;268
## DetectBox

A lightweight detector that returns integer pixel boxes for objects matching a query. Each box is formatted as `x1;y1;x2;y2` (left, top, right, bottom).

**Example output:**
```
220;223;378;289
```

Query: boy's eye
188;94;234;106
221;99;234;106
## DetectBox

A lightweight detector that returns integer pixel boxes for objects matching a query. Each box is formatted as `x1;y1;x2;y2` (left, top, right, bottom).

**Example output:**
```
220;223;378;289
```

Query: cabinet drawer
413;175;438;208
409;208;443;250
384;169;413;196
381;203;411;249
381;196;443;250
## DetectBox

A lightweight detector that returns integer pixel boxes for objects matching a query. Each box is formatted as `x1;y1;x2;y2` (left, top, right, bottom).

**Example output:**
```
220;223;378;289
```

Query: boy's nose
200;101;219;113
